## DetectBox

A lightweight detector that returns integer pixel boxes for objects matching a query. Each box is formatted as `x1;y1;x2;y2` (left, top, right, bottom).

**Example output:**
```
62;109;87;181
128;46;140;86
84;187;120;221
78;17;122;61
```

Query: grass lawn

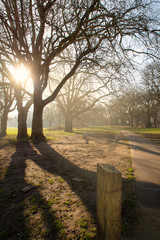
1;126;160;239
125;127;160;134
2;126;120;143
0;126;137;239
0;128;74;146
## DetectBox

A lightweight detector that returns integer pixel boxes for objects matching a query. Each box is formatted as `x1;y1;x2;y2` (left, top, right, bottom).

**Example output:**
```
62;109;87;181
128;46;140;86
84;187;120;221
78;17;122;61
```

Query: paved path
122;130;160;209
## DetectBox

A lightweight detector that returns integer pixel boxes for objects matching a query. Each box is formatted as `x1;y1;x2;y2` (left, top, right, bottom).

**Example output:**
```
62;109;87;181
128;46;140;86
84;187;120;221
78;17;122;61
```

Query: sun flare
14;64;30;84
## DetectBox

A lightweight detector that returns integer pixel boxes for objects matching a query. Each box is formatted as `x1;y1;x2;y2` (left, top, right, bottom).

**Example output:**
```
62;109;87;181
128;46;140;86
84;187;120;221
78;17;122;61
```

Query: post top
97;163;121;174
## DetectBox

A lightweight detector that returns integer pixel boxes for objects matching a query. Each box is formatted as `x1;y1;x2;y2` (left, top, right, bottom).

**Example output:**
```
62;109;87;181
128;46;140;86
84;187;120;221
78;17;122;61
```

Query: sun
13;64;30;84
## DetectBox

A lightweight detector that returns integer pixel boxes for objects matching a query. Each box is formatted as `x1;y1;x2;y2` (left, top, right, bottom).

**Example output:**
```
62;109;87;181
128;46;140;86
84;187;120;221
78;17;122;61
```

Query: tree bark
14;85;29;141
146;114;152;128
65;114;73;132
31;75;45;140
153;116;158;128
129;109;134;127
31;104;45;140
17;107;29;141
0;110;8;136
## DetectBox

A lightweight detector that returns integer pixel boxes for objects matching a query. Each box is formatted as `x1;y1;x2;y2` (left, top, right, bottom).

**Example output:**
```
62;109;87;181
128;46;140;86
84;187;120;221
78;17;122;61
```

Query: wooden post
97;164;122;240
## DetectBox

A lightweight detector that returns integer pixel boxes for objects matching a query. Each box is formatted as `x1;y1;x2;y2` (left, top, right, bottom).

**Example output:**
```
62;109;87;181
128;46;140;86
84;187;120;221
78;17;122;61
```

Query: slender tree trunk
65;114;73;132
130;110;134;127
146;115;151;128
145;106;151;128
0;110;8;136
135;119;139;127
153;116;157;128
17;107;29;141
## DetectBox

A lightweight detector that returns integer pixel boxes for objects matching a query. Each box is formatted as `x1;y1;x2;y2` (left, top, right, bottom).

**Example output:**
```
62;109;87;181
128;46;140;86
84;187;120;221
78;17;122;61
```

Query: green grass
123;127;160;134
44;129;75;140
5;126;159;146
48;179;54;184
0;130;17;147
0;128;74;145
79;218;89;229
77;218;96;239
4;126;160;137
6;128;18;135
2;126;121;144
74;126;120;134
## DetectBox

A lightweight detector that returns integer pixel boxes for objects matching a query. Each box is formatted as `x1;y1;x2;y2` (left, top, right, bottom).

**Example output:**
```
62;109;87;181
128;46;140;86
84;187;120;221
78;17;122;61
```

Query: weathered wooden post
97;163;122;240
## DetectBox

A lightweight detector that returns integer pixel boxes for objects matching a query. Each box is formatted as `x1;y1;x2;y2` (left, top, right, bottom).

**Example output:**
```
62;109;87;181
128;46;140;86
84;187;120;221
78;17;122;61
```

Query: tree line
105;61;160;128
43;60;160;130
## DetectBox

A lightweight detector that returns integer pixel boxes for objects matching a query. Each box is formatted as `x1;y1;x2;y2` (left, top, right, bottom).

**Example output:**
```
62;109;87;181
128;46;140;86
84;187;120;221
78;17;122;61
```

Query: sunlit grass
0;128;17;146
74;126;120;134
6;128;32;136
1;127;119;146
125;127;160;134
4;128;75;141
7;128;18;136
2;127;159;146
44;129;75;140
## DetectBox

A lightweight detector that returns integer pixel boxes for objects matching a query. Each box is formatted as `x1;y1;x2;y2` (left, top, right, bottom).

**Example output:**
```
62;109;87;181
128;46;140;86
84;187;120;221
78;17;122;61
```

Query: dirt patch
0;130;132;239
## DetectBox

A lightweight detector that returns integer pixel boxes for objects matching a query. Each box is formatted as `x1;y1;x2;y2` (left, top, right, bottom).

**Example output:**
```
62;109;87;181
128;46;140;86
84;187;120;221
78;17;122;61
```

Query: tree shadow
0;138;98;239
33;141;97;218
2;136;155;239
0;142;66;240
135;180;160;209
94;133;160;158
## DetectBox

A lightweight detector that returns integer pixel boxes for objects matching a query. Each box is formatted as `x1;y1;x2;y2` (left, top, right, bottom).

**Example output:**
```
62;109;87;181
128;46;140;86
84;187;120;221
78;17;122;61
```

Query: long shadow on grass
0;138;136;239
0;140;97;239
0;142;64;240
33;141;137;238
33;141;97;217
89;131;160;157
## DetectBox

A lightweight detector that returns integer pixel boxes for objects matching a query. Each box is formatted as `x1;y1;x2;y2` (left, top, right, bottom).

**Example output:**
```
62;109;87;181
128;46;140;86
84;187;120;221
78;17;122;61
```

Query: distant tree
141;62;160;127
142;61;160;102
0;74;15;136
106;88;144;127
79;104;108;127
140;90;160;128
43;103;60;129
0;0;159;140
50;57;123;132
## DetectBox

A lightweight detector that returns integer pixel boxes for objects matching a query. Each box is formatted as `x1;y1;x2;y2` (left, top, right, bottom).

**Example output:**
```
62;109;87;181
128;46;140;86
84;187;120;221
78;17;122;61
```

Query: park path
122;130;160;209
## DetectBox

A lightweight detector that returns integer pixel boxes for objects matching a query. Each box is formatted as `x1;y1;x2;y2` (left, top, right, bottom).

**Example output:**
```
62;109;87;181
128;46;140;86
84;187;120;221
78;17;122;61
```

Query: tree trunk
0;110;8;136
17;107;29;141
153;116;157;128
31;80;45;140
135;119;139;127
32;107;44;140
145;107;151;128
65;114;73;132
130;110;134;127
146;116;151;128
14;85;29;141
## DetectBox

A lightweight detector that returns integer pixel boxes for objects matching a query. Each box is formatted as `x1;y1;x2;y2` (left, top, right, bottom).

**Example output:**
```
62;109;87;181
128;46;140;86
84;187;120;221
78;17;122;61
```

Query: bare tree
0;0;159;140
140;61;160;127
142;61;160;102
78;104;108;127
50;55;123;132
106;88;144;127
0;75;15;136
43;103;60;129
